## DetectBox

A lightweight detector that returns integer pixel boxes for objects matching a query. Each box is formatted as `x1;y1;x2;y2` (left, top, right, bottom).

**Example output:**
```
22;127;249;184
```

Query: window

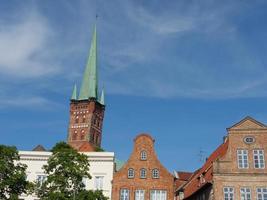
82;177;87;187
82;116;86;123
240;188;251;200
128;168;134;178
152;169;159;179
75;116;79;123
140;151;147;160
150;190;167;200
94;176;103;190
80;130;85;140
72;131;77;140
224;187;234;200
140;168;147;179
120;189;130;200
254;150;265;169
244;136;255;144
36;175;46;186
257;188;267;200
237;149;249;169
135;190;145;200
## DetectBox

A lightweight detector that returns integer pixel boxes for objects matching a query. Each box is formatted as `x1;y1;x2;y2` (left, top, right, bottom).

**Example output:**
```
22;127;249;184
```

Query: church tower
67;25;105;151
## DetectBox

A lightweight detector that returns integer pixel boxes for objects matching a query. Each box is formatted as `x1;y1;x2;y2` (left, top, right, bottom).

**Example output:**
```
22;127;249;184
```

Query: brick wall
112;133;174;200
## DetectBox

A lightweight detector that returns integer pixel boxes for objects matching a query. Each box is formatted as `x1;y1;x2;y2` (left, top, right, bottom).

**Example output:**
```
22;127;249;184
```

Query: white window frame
240;187;251;200
152;169;159;179
150;190;167;200
237;149;249;169
257;188;267;200
140;151;147;160
94;176;104;190
128;168;134;179
135;189;145;200
140;168;147;179
120;189;130;200
254;149;265;169
223;187;234;200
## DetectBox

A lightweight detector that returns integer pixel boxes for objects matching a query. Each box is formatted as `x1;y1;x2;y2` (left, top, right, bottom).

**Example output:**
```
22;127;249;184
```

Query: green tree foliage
36;142;108;200
0;145;31;200
77;190;108;200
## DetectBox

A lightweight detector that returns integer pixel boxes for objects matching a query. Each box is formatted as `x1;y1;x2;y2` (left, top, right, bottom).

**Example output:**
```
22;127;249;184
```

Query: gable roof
227;116;267;131
179;139;229;199
32;145;46;151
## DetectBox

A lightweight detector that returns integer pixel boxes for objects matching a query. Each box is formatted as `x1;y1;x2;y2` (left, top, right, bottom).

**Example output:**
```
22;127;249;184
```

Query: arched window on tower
82;115;86;123
72;131;78;140
80;130;85;140
75;116;79;123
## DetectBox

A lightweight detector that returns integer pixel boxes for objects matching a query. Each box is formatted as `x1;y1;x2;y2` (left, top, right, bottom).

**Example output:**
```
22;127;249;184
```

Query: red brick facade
67;99;105;151
112;133;175;200
175;116;267;200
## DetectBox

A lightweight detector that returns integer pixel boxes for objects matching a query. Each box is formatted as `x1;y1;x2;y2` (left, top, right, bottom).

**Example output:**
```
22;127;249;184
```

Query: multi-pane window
240;188;251;200
120;189;130;200
224;187;234;200
140;168;147;179
140;151;147;160
36;175;46;186
128;168;134;178
152;169;159;179
254;150;265;169
257;188;267;200
150;190;167;200
237;149;248;169
135;190;145;200
94;176;103;190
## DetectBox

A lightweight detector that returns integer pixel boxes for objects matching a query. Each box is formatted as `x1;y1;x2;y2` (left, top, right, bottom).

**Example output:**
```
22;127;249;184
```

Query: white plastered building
18;150;114;200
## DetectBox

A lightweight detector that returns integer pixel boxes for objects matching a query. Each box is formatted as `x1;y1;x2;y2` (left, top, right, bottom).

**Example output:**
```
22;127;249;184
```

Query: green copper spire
71;84;77;100
79;25;98;100
100;88;105;105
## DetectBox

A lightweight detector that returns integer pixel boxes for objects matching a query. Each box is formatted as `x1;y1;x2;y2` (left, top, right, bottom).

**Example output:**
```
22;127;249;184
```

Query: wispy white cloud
0;10;59;78
0;95;56;109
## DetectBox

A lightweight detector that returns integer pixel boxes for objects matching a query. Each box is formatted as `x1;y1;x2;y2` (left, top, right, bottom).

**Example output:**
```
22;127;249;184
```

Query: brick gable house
112;133;175;200
175;116;267;200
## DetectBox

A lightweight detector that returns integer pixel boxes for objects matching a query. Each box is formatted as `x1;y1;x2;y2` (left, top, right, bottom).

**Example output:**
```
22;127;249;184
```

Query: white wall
18;151;114;200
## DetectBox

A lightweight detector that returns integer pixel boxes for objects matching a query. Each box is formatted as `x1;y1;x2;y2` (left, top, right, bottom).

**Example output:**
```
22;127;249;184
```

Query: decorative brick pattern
67;99;105;151
112;133;174;200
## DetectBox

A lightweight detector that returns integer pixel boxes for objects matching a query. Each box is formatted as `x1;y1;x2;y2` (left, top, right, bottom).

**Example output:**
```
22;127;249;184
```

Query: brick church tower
67;25;105;151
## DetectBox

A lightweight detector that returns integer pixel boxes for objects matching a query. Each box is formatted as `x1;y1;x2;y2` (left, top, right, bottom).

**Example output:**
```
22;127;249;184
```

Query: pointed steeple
71;84;77;100
100;88;105;105
79;25;98;100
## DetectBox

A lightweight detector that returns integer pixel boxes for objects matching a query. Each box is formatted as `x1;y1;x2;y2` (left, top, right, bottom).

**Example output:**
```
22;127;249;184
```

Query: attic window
140;151;147;160
244;136;255;144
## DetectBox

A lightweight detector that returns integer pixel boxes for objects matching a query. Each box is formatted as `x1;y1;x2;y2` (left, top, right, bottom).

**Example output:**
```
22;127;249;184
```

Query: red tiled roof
177;171;193;181
78;142;95;152
181;139;229;199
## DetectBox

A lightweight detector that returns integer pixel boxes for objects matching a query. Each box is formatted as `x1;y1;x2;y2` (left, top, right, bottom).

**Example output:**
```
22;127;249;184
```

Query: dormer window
140;151;147;160
128;168;134;178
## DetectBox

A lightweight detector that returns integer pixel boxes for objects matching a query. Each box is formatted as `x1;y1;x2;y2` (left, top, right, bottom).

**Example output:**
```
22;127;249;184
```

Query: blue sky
1;0;267;172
